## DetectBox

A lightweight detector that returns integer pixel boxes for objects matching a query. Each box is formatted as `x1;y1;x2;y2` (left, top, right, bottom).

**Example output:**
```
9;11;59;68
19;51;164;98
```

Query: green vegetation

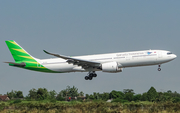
1;101;180;113
1;86;180;113
7;90;23;99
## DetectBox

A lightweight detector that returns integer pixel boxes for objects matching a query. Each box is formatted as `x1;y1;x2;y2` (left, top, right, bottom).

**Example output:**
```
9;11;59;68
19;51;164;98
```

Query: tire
93;74;97;77
89;76;93;80
89;73;93;77
158;68;161;71
85;76;89;80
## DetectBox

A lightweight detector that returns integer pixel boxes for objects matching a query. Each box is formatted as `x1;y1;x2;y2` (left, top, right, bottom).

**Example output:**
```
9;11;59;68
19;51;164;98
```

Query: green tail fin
5;40;36;63
5;40;60;73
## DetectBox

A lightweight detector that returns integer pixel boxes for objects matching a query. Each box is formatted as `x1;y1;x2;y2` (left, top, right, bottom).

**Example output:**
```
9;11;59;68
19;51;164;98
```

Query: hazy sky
0;1;180;96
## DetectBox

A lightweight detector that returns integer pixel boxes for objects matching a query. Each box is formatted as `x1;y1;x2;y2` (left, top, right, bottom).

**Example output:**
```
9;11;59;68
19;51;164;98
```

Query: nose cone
172;54;177;60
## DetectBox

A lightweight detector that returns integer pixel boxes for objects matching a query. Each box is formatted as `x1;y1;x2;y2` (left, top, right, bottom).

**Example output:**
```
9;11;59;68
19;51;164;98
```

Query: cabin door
158;51;162;58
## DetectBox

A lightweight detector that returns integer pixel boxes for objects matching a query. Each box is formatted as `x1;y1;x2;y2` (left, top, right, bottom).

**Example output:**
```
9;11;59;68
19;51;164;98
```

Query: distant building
0;95;10;101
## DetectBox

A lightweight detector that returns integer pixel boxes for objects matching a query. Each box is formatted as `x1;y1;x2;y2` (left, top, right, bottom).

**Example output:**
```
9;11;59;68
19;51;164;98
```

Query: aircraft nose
173;54;177;59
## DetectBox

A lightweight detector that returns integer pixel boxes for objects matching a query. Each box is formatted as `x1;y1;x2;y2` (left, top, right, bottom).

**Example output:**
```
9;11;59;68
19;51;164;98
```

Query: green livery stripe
17;55;35;59
12;48;28;54
24;67;60;73
5;40;59;73
25;61;39;64
5;40;35;62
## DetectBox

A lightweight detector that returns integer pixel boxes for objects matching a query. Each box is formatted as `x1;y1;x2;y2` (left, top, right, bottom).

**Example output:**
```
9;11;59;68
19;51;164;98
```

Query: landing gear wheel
85;71;97;80
158;65;161;71
158;68;161;71
93;74;97;77
89;73;93;77
85;76;89;80
89;76;93;80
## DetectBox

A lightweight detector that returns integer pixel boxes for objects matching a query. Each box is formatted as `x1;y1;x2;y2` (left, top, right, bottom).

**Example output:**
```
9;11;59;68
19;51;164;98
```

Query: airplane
5;40;177;80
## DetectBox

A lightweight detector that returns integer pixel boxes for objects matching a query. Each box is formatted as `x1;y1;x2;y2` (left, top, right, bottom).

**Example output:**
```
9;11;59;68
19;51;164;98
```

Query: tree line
5;86;180;103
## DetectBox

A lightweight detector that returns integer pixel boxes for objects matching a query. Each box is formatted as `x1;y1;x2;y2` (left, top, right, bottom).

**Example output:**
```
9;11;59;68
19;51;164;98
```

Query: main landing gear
158;65;161;71
85;71;97;80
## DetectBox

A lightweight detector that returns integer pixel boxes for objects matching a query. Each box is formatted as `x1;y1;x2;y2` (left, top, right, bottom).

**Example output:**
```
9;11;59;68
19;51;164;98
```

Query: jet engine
101;62;123;73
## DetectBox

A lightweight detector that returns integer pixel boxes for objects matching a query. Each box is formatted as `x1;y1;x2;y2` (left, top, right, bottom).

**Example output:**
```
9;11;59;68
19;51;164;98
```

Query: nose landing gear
85;71;97;80
158;65;161;71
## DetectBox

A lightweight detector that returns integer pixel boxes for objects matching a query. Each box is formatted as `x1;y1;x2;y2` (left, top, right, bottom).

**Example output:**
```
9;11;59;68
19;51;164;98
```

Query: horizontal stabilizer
4;62;26;67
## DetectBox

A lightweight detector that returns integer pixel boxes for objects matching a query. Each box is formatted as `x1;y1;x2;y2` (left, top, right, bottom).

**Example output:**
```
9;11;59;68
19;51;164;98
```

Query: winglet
43;50;50;54
43;50;67;59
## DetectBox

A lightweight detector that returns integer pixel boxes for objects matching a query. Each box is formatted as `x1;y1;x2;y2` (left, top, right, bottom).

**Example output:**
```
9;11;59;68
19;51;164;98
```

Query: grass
0;100;180;113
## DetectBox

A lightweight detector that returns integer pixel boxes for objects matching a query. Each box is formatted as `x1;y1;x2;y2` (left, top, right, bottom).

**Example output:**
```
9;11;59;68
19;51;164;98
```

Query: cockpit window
167;52;172;55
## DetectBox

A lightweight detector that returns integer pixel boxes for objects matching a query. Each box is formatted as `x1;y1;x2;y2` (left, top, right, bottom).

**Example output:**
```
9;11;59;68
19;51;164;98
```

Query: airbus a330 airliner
5;40;177;80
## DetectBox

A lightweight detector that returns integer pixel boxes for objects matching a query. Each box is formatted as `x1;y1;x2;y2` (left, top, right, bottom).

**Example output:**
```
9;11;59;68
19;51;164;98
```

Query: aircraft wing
43;50;101;69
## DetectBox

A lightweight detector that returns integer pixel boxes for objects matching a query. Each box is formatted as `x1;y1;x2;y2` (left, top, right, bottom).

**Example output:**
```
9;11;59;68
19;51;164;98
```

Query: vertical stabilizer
5;40;58;73
5;40;37;63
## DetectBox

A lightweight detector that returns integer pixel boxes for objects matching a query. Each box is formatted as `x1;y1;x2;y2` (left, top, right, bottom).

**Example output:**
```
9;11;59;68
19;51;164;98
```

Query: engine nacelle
102;62;123;73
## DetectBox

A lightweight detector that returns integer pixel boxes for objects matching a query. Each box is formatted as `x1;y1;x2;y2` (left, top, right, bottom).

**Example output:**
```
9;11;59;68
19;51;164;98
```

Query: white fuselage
36;50;177;73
